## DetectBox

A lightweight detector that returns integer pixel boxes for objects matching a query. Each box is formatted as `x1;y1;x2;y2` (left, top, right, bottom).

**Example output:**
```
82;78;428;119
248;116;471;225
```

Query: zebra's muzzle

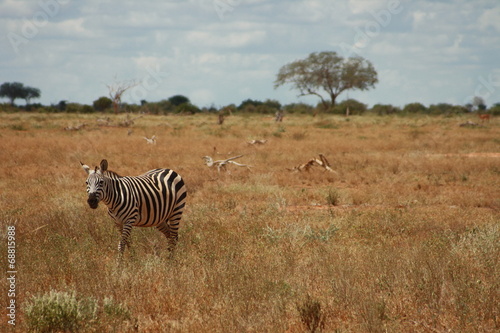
87;193;99;209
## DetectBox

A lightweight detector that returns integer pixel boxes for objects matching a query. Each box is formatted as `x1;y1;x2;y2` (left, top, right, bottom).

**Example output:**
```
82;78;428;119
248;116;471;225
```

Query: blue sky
1;0;499;108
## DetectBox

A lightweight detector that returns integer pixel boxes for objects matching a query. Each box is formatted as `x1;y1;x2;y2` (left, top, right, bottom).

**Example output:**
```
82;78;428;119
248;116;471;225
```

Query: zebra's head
81;159;108;209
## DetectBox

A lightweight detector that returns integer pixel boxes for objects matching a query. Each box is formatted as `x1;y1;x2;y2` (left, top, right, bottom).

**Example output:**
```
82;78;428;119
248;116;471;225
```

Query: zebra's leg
156;220;179;252
167;217;182;251
118;221;134;257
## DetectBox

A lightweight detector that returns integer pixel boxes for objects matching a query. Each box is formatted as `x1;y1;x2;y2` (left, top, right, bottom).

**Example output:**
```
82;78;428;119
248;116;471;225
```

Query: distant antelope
478;114;491;123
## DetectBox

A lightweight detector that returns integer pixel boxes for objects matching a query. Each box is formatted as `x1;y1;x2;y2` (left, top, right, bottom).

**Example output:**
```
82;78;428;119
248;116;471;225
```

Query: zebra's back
120;169;186;227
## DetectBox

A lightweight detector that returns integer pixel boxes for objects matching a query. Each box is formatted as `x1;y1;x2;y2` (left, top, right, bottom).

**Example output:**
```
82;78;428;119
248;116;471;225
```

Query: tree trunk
330;93;337;108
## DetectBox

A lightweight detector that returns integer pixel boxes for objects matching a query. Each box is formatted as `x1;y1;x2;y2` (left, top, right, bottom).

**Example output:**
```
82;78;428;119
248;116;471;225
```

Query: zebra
81;159;187;257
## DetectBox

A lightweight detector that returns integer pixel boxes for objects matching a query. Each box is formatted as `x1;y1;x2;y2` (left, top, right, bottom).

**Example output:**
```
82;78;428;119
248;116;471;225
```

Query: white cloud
133;56;170;70
288;0;332;22
47;18;89;37
186;29;267;48
0;0;33;16
478;7;500;32
348;0;395;14
411;10;435;29
190;88;215;106
370;40;403;56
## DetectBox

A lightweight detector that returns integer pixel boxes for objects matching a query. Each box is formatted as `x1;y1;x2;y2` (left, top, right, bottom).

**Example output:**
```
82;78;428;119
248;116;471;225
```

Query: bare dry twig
143;135;156;144
64;123;86;131
288;153;337;173
203;155;252;172
247;139;267;145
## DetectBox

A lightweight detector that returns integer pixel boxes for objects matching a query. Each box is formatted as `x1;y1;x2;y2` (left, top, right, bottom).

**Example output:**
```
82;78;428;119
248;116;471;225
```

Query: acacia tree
0;82;41;105
23;87;41;104
274;51;378;111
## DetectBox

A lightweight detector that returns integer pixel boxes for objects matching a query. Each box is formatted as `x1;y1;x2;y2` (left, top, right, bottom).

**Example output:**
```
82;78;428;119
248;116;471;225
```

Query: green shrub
93;96;112;111
24;291;97;332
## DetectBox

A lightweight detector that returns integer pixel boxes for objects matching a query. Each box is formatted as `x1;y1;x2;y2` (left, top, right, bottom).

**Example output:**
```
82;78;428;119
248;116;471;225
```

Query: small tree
57;100;67;111
472;96;487;111
93;96;113;111
274;51;378;111
168;95;190;106
238;99;263;111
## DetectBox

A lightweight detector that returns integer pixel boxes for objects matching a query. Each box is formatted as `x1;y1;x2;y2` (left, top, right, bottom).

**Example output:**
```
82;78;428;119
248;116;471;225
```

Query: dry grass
0;112;499;332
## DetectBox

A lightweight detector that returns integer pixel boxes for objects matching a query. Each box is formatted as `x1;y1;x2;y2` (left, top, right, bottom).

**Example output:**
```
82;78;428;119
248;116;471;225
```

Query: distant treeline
1;95;499;116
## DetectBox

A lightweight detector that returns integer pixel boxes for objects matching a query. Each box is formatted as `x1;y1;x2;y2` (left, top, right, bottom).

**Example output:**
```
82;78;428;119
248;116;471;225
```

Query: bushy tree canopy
93;96;113;111
168;95;190;106
274;51;378;110
403;102;427;114
0;82;41;105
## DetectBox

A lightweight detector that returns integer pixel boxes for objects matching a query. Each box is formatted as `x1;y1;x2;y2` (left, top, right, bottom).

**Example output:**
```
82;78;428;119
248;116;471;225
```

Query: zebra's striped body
82;159;187;255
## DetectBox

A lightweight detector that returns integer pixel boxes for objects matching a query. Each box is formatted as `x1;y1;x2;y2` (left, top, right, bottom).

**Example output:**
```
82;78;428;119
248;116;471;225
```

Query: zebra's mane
103;170;122;179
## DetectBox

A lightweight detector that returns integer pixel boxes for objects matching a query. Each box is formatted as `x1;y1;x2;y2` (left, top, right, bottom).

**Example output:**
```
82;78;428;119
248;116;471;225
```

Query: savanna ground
0;112;498;332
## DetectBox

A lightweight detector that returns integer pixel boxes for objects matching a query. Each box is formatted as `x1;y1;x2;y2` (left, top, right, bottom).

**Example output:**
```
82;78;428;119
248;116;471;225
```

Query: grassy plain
0;112;499;332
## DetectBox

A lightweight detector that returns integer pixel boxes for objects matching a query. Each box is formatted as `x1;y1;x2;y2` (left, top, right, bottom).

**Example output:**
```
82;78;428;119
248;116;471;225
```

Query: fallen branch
459;120;483;127
143;135;156;144
203;155;251;172
247;139;267;145
64;123;86;131
288;154;337;173
314;154;335;173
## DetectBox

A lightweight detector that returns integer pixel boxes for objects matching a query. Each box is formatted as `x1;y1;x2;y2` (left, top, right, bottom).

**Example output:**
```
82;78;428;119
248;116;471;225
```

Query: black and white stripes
81;159;187;256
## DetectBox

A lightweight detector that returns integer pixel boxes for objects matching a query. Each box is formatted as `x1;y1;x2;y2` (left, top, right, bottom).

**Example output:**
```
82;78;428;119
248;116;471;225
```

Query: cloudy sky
1;0;499;108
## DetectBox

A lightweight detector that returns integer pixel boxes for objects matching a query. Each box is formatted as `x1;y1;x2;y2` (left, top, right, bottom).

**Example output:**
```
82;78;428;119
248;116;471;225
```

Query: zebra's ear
100;159;108;172
81;162;91;175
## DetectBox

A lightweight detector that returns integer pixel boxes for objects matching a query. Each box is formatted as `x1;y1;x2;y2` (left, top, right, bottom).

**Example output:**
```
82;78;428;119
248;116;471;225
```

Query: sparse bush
370;103;401;115
488;103;500;116
24;291;97;333
9;123;27;131
273;125;286;137
297;295;326;333
103;297;130;319
23;292;135;333
332;98;367;115
304;224;338;242
403;102;427;114
313;119;339;129
326;188;341;206
176;102;201;114
283;102;314;114
291;131;307;140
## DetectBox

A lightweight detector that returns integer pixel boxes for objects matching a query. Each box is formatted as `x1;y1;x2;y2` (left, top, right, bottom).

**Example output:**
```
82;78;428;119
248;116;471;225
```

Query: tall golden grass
0;112;498;332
